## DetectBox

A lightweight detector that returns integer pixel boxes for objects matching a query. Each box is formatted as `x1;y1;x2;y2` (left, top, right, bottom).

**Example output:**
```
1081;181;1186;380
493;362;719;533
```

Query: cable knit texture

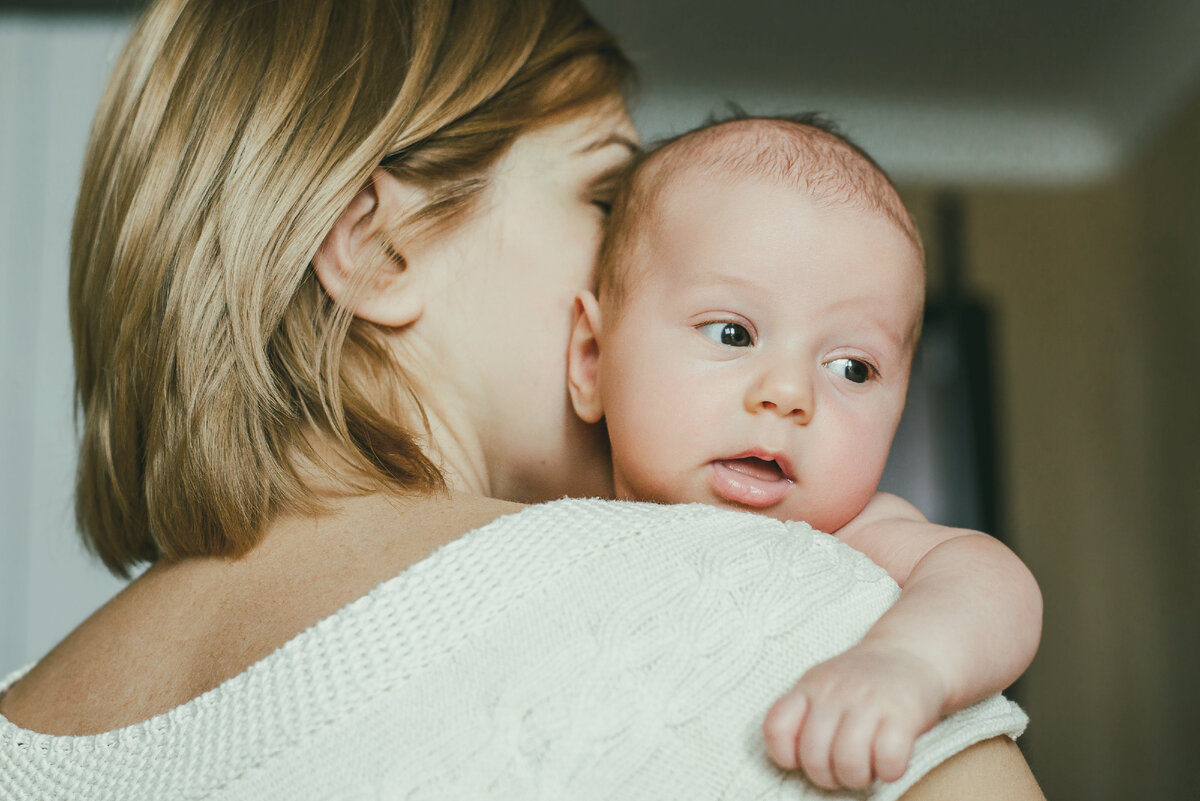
0;499;1026;800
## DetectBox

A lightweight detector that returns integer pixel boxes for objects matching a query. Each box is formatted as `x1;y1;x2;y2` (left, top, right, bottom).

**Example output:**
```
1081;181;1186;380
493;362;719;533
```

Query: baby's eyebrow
847;314;912;364
686;271;768;293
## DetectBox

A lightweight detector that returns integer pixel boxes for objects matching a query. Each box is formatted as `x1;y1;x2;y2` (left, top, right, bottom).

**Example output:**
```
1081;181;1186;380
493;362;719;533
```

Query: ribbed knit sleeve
0;499;1026;800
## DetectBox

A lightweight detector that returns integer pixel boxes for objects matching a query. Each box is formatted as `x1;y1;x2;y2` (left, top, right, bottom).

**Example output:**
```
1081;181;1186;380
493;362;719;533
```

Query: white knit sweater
0;499;1026;800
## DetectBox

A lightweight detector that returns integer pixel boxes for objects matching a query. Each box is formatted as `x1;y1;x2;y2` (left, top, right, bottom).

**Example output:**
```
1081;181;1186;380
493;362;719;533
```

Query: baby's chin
716;497;838;531
707;485;858;533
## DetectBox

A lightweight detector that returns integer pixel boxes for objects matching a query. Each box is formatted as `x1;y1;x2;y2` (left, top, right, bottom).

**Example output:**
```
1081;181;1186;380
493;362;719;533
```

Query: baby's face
597;175;924;532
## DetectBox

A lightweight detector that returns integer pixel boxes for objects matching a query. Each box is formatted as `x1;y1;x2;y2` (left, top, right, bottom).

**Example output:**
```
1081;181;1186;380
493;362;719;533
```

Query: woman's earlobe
311;168;425;327
567;291;605;424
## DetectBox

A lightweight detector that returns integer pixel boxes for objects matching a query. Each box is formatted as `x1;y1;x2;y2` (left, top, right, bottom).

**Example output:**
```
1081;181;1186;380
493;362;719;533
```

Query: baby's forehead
636;171;925;300
637;177;924;296
635;119;919;250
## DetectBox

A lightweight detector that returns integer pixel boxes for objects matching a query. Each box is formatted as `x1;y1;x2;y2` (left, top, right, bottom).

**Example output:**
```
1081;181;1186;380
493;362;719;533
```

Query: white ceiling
588;0;1200;185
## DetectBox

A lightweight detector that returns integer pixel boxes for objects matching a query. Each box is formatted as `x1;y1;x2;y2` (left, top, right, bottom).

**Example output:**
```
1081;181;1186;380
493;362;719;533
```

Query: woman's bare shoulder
900;737;1044;800
0;491;522;736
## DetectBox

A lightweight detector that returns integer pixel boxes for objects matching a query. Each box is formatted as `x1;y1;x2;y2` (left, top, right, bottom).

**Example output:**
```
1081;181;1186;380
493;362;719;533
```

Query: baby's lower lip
710;458;793;507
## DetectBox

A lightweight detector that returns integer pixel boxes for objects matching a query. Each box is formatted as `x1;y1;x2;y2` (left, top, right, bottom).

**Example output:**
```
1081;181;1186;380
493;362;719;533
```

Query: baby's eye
697;322;753;347
826;357;874;384
591;198;613;215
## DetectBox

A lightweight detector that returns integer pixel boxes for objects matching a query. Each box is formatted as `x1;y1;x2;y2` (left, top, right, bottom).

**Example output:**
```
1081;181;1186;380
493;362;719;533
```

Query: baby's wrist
855;635;957;712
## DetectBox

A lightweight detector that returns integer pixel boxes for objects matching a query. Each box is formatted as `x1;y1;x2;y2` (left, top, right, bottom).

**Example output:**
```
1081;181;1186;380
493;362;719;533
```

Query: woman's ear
312;168;426;327
567;291;605;424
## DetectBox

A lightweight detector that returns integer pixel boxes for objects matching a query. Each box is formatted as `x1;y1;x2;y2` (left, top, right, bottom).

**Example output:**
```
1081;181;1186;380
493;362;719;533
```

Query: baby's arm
762;492;1042;790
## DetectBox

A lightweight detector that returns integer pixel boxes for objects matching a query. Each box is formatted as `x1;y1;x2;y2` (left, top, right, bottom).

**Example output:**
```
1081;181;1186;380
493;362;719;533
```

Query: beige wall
899;84;1200;799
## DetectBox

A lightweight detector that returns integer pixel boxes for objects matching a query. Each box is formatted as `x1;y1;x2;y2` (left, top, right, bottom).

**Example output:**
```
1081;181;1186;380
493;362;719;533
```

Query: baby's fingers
873;718;917;783
796;700;843;790
831;712;882;789
762;692;808;770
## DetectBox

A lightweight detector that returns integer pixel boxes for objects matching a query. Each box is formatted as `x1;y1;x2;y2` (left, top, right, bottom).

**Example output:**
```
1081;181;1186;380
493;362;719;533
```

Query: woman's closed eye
825;357;877;384
587;168;623;215
697;321;754;347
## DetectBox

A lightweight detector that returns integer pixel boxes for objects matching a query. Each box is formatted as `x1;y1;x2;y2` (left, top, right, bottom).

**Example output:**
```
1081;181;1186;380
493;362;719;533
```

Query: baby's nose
745;366;813;424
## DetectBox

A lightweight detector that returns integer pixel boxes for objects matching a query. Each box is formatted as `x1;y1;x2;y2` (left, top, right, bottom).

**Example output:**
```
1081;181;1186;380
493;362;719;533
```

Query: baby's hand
762;640;949;790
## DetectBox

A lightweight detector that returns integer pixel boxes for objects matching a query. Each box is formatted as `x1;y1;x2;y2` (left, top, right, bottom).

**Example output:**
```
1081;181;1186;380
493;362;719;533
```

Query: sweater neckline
0;498;546;751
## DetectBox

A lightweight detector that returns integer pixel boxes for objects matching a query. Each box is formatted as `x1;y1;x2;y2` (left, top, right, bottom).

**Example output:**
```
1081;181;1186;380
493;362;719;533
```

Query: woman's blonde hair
70;0;632;577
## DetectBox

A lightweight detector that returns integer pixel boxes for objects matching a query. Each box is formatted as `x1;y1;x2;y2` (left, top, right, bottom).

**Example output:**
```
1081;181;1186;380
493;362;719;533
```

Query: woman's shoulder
0;497;1022;800
456;496;903;641
0;500;895;795
473;497;897;583
0;497;888;737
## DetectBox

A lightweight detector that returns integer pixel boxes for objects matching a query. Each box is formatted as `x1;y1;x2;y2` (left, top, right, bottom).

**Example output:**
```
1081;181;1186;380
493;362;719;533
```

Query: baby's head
568;115;926;532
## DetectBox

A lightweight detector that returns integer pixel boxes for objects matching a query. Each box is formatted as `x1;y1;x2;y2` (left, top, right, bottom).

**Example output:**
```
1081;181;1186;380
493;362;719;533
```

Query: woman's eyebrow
576;133;639;155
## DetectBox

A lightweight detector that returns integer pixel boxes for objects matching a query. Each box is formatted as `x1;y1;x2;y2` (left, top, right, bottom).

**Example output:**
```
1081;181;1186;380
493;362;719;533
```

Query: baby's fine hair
595;111;923;310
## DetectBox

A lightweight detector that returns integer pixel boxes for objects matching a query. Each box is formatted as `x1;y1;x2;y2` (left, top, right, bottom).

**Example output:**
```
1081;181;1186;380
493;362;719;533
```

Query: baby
566;116;1042;790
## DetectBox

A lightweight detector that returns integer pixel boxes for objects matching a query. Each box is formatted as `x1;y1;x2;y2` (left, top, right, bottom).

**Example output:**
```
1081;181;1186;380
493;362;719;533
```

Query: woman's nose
744;362;813;424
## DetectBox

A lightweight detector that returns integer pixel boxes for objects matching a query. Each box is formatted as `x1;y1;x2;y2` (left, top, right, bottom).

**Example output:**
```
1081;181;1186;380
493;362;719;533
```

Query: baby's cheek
818;455;889;532
610;395;712;506
808;491;872;534
608;413;682;502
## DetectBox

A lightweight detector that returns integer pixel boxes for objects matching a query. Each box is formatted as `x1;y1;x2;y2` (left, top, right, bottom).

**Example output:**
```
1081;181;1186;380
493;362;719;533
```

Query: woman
0;0;1041;798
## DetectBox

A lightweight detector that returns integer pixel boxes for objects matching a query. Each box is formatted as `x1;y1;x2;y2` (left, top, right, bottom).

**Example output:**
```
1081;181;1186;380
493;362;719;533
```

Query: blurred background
2;0;1198;797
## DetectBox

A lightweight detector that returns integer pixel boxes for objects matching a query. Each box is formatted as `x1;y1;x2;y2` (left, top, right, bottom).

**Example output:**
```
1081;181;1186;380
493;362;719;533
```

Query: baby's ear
567;291;605;423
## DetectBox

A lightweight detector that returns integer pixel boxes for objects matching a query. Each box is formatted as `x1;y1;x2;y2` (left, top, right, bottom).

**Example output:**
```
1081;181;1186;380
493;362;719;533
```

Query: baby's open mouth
710;455;794;507
719;456;790;483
